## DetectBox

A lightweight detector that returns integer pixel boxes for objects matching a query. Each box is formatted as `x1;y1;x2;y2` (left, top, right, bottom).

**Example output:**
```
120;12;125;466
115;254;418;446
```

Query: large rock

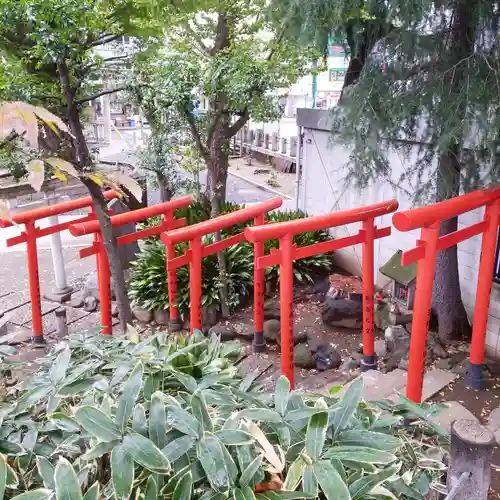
277;327;308;346
133;306;153;323
209;324;237;341
313;344;342;371
70;294;85;308
202;305;219;332
374;338;387;358
154;309;169;325
339;357;360;372
263;319;308;345
263;301;280;321
294;344;316;369
322;295;363;329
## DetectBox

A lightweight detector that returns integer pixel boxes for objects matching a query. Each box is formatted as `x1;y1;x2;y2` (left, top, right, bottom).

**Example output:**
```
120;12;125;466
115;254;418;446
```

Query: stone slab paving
11;301;59;326
0;292;30;315
428;401;478;433
338;368;457;403
2;323;34;344
420;368;458;401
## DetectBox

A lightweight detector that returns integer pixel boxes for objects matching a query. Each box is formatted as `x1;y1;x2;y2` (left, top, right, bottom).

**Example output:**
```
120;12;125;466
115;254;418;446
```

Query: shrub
128;237;253;315
0;331;448;499
264;210;333;284
131;205;333;313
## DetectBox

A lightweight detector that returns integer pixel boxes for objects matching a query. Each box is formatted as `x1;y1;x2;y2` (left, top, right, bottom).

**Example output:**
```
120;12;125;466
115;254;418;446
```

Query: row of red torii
2;187;500;403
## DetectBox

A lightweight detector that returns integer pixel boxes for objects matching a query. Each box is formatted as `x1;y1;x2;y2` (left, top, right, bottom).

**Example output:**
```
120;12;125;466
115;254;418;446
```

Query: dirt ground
226;296;364;391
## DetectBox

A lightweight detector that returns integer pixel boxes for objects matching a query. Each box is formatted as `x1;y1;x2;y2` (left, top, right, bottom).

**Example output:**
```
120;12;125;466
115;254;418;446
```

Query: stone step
338;368;458;403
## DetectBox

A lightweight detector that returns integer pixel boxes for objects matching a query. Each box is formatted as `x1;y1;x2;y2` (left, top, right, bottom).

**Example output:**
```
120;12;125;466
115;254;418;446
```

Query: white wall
299;125;500;359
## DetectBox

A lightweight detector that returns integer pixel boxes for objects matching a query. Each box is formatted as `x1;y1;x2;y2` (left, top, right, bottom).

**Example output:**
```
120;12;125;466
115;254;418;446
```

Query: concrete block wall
297;108;500;359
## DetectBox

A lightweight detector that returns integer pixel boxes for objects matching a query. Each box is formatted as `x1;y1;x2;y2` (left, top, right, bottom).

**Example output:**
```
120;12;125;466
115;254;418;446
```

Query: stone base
31;335;46;345
465;362;483;389
252;331;266;353
360;355;377;372
43;287;73;304
169;319;182;333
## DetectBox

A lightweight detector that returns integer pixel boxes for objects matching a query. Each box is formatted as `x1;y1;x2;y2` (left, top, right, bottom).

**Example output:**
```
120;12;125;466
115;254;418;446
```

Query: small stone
435;358;453;370
485;358;500;376
153;309;169;325
294;343;316;369
133;307;153;323
385;355;402;371
494;429;500;445
209;324;237;341
457;343;471;353
264;319;281;343
339;357;359;372
374;339;387;358
70;294;85;308
450;351;467;366
351;350;363;362
314;344;342;371
83;296;98;312
111;302;119;318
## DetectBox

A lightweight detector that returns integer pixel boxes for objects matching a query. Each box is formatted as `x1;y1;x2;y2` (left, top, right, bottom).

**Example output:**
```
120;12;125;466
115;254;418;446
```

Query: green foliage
331;2;500;203
128;237;253;315
0;332;447;499
264;210;333;284
131;205;333;313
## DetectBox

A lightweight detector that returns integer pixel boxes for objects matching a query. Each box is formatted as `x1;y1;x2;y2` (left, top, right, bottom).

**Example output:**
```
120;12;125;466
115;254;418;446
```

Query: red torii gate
161;198;282;349
70;196;192;334
0;190;118;342
393;187;500;402
245;200;399;387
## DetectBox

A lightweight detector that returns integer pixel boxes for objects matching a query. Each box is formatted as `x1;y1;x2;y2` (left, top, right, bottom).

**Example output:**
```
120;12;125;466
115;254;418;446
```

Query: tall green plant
0;330;448;500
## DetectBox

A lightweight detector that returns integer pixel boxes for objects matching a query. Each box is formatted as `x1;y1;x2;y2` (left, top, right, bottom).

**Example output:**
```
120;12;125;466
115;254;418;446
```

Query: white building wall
297;111;500;359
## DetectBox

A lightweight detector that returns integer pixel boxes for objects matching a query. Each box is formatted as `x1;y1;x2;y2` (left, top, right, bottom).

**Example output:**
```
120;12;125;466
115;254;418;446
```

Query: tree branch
184;22;211;56
183;108;211;165
89;34;123;47
76;86;129;104
227;108;249;138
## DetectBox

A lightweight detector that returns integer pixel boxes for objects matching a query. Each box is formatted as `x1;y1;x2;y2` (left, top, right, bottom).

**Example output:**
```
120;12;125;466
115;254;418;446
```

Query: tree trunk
82;178;134;331
431;1;476;342
58;61;132;332
157;173;172;202
208;122;231;318
340;20;390;102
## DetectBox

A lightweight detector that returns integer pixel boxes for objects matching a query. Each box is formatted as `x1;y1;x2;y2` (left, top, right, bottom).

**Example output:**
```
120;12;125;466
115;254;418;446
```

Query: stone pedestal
447;419;494;500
